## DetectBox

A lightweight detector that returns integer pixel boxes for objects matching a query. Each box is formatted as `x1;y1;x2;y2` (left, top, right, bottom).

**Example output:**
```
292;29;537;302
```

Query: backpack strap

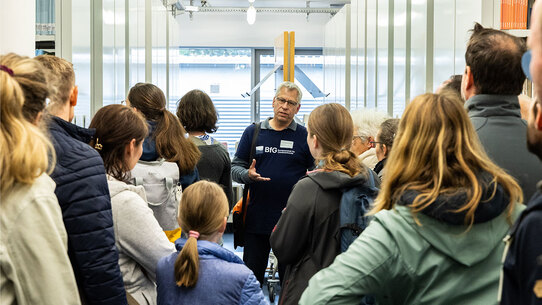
241;122;262;225
366;168;376;188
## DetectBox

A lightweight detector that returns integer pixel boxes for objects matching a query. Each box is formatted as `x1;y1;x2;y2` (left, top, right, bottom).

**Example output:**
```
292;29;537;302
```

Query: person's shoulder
516;196;542;235
2;174;58;216
157;251;178;271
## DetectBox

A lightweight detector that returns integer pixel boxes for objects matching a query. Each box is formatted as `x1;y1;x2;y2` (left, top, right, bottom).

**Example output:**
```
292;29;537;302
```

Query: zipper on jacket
279;279;290;305
497;234;512;302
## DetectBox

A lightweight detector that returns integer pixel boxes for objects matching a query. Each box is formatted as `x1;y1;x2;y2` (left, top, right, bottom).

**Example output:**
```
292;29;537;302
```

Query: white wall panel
129;0;146;86
351;0;359;108
393;0;407;117
72;0;91;124
366;0;377;109
103;0;126;106
0;0;35;56
376;0;389;113
151;0;167;93
455;0;482;74
355;0;367;110
323;5;350;107
434;0;455;91
410;0;428;99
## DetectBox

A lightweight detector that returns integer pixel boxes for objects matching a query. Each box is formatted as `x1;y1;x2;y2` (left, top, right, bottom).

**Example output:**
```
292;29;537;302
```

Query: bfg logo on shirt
255;145;295;155
265;147;278;153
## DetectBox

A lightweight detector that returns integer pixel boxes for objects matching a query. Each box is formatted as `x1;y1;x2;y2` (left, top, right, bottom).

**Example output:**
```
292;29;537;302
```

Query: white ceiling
183;0;349;8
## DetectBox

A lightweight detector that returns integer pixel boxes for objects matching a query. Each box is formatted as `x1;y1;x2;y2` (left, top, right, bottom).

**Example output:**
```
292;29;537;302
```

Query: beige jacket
358;148;379;169
0;174;80;305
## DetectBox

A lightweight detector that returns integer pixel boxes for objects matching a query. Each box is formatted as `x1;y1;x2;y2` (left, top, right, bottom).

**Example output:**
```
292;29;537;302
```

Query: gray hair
350;108;389;141
275;81;302;104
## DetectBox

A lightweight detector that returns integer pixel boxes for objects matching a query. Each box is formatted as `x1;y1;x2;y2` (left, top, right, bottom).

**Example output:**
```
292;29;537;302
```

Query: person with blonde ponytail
0;56;80;304
270;103;380;305
156;181;267;305
300;92;524;305
0;53;49;124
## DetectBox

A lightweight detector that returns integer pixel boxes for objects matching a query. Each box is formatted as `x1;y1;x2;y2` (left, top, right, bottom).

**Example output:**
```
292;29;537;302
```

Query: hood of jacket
307;168;380;191
397;173;509;225
141;120;159;161
465;94;521;118
386;204;522;267
107;176;147;202
174;238;244;264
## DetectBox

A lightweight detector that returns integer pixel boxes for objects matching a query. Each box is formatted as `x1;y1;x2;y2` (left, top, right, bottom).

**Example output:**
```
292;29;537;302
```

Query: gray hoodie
270;169;380;305
466;94;542;200
107;176;176;305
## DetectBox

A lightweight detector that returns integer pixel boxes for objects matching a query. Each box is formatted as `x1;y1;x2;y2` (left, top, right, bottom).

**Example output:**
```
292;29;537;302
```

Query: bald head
464;23;526;96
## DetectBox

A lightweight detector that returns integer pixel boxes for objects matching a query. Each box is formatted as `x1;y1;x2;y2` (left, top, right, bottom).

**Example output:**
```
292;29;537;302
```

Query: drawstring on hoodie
497;234;513;302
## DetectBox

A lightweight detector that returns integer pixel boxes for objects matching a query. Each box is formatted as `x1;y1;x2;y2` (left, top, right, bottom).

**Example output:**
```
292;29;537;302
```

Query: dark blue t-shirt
235;121;314;234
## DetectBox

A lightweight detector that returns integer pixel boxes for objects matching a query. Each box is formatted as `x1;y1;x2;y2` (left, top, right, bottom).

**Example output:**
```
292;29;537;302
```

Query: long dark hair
127;83;201;174
89;105;148;181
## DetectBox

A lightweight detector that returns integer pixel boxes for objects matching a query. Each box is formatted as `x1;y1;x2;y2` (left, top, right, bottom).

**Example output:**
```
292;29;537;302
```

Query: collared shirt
260;117;298;131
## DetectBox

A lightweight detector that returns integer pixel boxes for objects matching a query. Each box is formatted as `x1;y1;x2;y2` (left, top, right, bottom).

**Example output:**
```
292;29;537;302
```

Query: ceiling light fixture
246;4;256;25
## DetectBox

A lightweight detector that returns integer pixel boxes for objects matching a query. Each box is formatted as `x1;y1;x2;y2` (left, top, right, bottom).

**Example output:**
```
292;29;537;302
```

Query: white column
0;0;36;57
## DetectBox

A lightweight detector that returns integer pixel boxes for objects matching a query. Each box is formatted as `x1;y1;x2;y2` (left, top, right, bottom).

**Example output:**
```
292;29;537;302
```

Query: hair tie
189;230;200;239
0;65;14;76
94;138;103;150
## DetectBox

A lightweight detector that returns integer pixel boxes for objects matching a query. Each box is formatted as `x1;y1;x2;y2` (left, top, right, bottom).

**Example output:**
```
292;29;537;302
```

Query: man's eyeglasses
275;97;299;107
370;141;383;148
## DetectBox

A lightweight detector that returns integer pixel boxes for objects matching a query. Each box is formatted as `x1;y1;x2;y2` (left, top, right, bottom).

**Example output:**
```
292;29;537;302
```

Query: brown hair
465;23;526;95
1;53;50;123
34;55;75;112
127;83;201;174
371;92;522;227
308;103;363;177
89;105;148;181
174;180;229;287
1;57;55;193
378;118;399;157
176;89;218;133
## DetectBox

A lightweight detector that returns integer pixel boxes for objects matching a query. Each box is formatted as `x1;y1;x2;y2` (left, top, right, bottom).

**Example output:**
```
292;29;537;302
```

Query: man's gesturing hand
248;159;271;181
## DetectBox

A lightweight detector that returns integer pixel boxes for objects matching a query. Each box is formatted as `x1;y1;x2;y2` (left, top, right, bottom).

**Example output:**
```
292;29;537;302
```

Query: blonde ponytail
174;236;199;287
173;181;229;287
1;68;55;194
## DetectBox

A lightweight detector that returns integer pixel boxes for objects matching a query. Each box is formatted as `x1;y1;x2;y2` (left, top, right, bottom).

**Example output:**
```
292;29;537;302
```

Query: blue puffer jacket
48;116;127;305
156;239;268;305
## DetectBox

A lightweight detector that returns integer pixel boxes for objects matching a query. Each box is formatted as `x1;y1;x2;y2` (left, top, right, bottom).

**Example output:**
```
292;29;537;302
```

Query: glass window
260;53;324;124
172;48;252;156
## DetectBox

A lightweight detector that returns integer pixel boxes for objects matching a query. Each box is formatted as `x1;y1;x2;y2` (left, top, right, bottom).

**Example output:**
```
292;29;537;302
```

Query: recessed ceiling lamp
247;0;256;25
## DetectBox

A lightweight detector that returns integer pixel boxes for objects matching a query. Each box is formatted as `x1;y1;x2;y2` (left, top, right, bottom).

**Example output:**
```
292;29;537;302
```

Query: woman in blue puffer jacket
156;180;267;305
